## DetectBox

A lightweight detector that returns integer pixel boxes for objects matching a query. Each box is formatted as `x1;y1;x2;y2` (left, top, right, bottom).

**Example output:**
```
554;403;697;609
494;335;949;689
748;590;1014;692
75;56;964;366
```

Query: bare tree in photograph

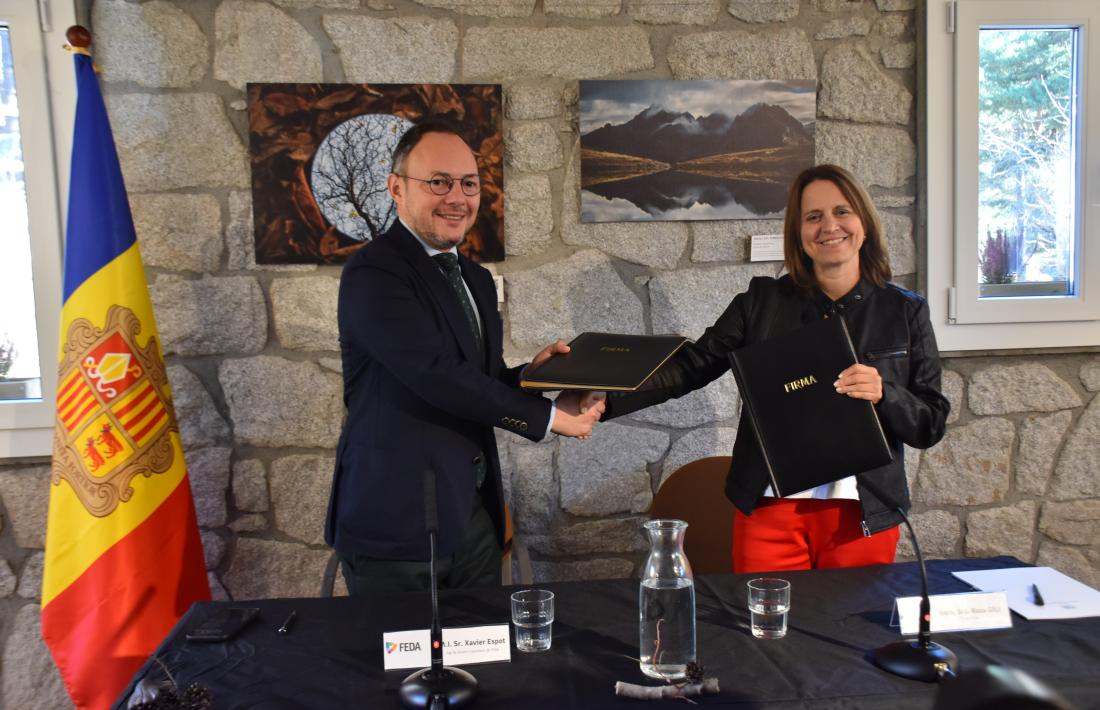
310;113;412;243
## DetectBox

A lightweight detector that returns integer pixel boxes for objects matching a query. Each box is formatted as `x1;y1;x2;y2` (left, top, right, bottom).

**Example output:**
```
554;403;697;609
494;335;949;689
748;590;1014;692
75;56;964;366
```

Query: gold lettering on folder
783;375;818;393
600;346;630;352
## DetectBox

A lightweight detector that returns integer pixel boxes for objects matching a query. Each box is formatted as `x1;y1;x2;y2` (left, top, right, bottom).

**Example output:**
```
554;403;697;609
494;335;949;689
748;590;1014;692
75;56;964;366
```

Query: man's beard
418;227;466;252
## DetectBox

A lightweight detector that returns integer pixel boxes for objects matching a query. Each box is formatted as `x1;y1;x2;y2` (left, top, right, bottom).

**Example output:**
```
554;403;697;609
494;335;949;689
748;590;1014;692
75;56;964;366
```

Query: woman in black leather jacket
598;164;949;573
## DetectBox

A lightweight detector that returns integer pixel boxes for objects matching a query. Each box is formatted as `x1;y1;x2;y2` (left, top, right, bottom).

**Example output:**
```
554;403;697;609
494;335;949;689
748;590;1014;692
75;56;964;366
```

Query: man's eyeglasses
396;172;481;197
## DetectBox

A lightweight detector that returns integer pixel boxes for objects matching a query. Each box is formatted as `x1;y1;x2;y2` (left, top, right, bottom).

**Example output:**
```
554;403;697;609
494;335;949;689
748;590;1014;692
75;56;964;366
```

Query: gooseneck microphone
398;470;478;709
860;476;958;682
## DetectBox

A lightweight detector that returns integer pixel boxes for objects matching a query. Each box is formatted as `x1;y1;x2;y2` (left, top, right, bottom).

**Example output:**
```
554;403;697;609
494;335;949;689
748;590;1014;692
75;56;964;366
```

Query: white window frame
0;0;76;458
925;0;1100;351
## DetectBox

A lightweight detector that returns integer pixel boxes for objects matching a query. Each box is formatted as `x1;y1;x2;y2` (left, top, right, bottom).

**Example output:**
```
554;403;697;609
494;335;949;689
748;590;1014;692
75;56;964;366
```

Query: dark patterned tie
432;252;484;362
432;252;488;488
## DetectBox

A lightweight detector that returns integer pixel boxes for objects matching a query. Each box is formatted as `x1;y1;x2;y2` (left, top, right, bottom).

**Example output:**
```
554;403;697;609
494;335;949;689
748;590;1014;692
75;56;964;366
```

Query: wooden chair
501;503;533;586
321;550;341;597
649;456;735;575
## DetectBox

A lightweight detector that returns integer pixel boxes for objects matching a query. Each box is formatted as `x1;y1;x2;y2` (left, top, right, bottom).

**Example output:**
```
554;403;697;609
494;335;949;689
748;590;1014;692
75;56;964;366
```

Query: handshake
533;340;607;440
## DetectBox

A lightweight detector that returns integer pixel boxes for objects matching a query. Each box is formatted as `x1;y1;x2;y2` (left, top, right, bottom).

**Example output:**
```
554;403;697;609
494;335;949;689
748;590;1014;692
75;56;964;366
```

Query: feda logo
386;640;421;654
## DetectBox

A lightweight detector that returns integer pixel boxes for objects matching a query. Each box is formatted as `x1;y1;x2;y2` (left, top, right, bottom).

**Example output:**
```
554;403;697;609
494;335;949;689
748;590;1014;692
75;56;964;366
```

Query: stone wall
2;0;1098;705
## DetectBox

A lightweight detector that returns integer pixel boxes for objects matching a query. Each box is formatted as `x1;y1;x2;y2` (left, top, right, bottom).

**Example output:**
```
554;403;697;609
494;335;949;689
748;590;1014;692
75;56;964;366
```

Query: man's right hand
551;391;606;439
577;390;607;415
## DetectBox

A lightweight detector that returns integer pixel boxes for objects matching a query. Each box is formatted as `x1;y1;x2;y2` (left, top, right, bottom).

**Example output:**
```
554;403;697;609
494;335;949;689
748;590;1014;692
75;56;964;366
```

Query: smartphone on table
185;606;260;643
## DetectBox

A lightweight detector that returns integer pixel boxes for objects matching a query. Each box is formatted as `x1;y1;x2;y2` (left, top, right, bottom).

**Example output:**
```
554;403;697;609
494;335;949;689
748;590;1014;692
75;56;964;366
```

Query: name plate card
749;234;784;262
893;591;1012;635
382;624;511;671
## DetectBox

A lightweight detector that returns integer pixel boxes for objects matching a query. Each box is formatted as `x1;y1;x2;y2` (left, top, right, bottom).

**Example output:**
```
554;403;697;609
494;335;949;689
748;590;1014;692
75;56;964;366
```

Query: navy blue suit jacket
325;221;552;561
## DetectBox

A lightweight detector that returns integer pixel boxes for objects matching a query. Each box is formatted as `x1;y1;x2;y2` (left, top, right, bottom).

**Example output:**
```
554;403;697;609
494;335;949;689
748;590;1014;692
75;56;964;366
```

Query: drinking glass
511;589;554;652
747;578;790;639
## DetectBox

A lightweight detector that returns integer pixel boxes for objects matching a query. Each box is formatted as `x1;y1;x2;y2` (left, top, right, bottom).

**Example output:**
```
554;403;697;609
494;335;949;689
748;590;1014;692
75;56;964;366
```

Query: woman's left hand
835;364;883;404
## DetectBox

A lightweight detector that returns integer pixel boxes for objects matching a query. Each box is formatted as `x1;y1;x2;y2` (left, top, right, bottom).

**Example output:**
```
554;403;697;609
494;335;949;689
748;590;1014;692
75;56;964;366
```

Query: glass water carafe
639;519;696;679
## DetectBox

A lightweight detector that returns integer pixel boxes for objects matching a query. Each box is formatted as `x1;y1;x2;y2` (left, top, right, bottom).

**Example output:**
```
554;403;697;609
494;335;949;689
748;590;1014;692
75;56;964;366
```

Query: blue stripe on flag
62;54;136;301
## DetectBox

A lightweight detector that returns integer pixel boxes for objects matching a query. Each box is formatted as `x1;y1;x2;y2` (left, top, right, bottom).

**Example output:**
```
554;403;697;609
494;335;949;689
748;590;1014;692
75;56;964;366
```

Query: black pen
1031;584;1045;606
277;610;297;634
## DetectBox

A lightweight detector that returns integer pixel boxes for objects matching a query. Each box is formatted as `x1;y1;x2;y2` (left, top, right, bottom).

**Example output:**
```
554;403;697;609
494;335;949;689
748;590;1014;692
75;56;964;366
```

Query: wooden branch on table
614;678;720;701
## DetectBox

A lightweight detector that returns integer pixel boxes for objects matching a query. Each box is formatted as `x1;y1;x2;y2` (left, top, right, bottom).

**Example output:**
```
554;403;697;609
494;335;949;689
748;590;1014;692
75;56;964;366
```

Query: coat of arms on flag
52;304;177;518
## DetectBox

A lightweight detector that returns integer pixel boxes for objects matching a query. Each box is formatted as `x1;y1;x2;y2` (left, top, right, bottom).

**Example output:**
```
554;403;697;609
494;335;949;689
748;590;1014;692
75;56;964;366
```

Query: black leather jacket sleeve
605;279;756;418
606;275;949;533
874;296;948;448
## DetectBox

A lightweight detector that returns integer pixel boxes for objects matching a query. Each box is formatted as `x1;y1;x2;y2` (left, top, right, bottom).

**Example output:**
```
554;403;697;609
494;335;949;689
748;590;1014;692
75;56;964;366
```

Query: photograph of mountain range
579;80;816;222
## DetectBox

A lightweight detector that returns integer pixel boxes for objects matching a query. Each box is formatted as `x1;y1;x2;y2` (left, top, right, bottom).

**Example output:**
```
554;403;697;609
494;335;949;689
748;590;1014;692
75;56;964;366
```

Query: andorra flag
41;43;210;709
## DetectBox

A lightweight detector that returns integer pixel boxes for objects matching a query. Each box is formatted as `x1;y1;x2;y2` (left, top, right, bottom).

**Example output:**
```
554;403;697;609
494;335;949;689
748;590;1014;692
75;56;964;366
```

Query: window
976;28;1076;300
925;0;1100;350
1;26;44;403
0;1;74;458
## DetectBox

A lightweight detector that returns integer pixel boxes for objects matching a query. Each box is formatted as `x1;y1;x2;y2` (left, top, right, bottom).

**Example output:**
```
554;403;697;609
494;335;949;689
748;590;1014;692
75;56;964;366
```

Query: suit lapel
387;222;483;367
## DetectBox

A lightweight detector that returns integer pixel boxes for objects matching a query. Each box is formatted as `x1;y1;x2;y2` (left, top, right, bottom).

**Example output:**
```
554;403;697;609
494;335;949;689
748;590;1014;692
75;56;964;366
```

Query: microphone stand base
398;666;478;709
871;640;958;683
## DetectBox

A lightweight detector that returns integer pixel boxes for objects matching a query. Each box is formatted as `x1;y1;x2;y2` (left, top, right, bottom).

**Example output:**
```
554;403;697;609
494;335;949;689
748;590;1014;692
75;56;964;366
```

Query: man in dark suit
325;119;603;595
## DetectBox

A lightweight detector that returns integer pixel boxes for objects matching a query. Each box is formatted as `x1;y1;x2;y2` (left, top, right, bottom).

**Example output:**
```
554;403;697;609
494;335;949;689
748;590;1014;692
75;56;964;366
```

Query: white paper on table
952;567;1100;620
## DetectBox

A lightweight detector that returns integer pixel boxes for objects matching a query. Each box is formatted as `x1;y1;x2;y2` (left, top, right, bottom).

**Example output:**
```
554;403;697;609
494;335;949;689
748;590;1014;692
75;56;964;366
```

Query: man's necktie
432;252;488;488
432;252;484;361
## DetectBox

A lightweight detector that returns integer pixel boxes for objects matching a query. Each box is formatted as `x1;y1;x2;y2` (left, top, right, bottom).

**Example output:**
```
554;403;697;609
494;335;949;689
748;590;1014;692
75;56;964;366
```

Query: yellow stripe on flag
111;380;155;416
58;370;98;432
55;244;156;359
42;244;187;607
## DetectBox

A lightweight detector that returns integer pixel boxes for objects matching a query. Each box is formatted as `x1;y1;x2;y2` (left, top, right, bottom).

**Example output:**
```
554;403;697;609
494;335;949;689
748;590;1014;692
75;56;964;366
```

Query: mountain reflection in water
581;170;788;222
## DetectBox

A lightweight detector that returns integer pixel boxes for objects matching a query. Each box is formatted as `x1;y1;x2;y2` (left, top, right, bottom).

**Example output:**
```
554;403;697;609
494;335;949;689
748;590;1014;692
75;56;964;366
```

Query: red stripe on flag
113;383;154;418
57;372;83;407
59;384;92;423
42;477;210;710
64;392;99;432
119;392;159;433
130;407;167;444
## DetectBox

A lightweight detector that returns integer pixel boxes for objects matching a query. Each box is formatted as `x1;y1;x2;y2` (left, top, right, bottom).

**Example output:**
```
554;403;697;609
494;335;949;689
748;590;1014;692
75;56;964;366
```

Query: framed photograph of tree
248;83;503;264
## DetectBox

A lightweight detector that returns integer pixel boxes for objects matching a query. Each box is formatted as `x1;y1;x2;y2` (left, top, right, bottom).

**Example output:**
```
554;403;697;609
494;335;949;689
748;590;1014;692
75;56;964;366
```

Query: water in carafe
638;519;696;680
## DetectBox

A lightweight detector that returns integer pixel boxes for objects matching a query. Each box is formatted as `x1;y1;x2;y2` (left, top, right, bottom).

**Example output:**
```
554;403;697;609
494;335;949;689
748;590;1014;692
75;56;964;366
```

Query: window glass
0;24;42;402
977;27;1077;299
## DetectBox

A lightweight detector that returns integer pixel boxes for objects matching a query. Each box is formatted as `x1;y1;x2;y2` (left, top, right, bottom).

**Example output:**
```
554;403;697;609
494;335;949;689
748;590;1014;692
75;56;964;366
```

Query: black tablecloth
114;557;1100;709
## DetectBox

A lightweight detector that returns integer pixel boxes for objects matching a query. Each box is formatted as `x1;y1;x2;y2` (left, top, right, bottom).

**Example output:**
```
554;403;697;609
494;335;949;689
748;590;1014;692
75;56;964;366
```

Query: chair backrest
320;549;340;597
649;456;734;575
502;503;532;585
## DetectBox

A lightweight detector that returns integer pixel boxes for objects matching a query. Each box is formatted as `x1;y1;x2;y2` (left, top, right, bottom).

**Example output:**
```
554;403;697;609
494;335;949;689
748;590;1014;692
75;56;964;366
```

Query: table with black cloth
114;557;1100;709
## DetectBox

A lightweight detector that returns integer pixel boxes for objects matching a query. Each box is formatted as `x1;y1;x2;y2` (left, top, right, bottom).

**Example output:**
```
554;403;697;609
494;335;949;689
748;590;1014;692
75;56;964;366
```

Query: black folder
520;332;689;391
728;316;892;497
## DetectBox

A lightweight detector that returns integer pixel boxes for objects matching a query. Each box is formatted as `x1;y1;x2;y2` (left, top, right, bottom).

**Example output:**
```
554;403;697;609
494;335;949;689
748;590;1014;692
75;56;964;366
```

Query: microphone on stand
860;476;958;682
398;470;478;710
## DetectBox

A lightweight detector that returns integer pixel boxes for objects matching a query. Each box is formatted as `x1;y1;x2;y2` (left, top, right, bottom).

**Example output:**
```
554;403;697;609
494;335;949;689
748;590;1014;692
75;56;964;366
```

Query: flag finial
64;26;93;59
66;25;91;48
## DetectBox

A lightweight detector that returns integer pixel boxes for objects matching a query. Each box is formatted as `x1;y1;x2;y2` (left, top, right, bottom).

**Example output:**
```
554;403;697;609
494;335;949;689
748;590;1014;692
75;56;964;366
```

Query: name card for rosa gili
892;591;1012;635
382;625;511;670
